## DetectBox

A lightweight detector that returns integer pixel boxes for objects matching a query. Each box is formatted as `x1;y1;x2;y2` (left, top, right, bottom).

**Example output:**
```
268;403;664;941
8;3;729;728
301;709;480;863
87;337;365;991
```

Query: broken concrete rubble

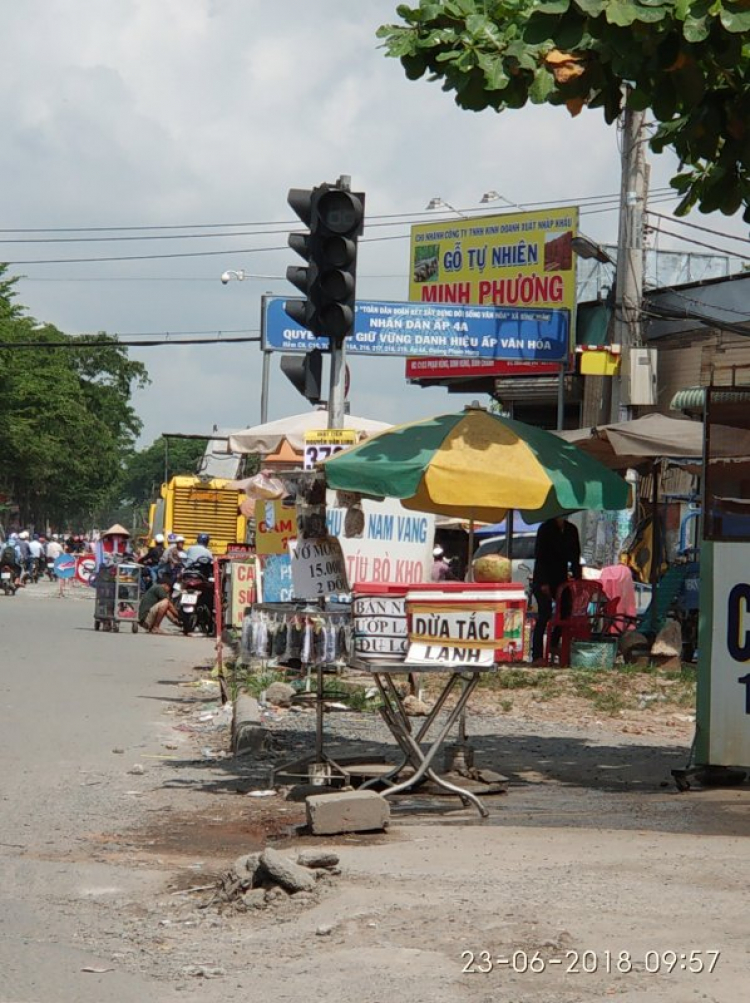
207;844;339;913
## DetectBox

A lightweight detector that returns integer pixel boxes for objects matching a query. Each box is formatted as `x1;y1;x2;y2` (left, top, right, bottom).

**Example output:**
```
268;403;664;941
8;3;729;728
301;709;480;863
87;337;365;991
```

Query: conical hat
102;523;130;536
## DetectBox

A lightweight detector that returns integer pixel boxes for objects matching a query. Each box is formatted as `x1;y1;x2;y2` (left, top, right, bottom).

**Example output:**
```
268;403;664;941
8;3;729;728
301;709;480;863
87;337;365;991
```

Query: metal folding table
351;659;495;818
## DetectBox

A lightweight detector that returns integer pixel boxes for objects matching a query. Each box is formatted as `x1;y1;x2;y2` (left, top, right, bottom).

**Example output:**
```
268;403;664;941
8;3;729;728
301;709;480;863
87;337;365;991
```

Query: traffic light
285;182;365;342
285;188;320;334
280;349;323;404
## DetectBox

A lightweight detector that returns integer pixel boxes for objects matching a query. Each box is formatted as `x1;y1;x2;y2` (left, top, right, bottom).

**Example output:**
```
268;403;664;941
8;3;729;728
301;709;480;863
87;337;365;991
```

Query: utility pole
611;105;648;423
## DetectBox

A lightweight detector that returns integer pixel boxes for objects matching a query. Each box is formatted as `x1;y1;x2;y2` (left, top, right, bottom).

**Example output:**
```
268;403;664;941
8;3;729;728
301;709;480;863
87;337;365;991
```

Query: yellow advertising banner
409;208;578;359
254;499;298;556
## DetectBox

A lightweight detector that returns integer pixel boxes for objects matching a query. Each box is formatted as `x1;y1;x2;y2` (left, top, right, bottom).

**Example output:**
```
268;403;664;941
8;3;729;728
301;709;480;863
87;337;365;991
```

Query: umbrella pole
649;459;659;635
467;519;475;581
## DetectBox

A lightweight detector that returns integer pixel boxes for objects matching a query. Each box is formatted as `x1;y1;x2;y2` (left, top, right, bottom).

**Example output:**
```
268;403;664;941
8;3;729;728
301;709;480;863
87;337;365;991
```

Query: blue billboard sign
263;296;569;362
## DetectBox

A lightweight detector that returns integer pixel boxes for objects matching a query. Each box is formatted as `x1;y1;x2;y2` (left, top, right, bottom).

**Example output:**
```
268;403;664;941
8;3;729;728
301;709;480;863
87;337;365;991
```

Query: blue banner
261;554;294;603
264;297;569;362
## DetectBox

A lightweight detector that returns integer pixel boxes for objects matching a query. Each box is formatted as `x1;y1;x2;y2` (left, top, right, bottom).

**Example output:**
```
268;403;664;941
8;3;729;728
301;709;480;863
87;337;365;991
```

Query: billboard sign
263;296;569;362
409;207;578;360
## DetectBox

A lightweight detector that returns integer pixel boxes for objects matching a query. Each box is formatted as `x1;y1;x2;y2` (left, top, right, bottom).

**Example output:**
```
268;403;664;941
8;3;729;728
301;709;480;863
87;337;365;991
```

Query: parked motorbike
175;557;215;636
0;562;18;596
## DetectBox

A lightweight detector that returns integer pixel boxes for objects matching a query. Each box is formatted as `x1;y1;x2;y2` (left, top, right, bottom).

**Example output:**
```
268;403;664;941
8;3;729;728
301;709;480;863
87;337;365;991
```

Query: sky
2;0;748;448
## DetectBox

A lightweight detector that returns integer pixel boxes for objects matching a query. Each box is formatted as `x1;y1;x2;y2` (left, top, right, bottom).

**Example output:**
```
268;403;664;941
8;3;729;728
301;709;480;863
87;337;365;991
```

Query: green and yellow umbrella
323;406;628;523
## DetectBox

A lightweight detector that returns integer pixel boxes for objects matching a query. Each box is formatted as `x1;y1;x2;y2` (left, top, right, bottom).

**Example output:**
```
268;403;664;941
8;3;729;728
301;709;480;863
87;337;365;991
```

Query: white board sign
352;595;408;660
290;537;349;600
303;429;357;470
327;492;434;587
705;541;750;766
407;607;496;666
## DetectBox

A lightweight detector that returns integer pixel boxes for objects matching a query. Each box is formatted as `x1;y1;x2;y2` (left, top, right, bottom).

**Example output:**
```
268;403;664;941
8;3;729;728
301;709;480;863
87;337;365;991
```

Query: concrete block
306;790;390;835
231;693;266;756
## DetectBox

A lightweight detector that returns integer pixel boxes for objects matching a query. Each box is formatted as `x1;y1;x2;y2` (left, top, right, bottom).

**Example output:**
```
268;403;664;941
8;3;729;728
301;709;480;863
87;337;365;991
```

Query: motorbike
45;557;57;581
174;557;215;636
0;562;18;596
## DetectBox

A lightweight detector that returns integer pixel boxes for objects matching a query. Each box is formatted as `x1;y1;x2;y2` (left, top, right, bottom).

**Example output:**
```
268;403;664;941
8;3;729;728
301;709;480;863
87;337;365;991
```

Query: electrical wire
0;187;675;236
649;210;750;247
646;225;750;262
0;335;262;349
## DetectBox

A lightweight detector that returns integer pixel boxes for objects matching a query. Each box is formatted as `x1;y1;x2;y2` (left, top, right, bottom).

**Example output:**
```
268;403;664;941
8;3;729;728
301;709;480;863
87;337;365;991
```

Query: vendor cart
93;562;141;633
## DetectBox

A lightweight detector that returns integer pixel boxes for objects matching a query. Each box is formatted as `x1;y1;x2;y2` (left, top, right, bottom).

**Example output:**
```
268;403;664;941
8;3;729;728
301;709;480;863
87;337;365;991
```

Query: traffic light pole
328;339;346;431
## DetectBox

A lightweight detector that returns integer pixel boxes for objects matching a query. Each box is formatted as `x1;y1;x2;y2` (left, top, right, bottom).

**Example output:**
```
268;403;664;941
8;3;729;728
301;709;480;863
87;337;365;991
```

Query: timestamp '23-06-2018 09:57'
461;949;721;976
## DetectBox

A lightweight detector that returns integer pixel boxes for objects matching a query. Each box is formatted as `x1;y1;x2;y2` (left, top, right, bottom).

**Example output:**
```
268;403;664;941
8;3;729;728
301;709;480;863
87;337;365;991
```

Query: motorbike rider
140;533;165;568
160;534;185;584
17;531;32;581
28;534;44;579
1;537;22;586
184;533;213;565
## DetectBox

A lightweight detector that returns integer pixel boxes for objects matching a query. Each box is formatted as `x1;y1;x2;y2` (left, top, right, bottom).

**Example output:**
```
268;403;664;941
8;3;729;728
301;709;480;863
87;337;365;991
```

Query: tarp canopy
228;410;392;454
557;413;704;470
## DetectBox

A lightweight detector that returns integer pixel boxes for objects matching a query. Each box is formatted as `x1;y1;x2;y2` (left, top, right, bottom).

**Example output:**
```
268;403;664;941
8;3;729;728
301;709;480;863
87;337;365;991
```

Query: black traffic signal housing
285;183;365;342
280;349;323;404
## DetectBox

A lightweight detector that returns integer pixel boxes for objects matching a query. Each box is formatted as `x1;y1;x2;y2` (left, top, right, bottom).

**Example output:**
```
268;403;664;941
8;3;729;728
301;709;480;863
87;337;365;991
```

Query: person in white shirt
46;537;64;561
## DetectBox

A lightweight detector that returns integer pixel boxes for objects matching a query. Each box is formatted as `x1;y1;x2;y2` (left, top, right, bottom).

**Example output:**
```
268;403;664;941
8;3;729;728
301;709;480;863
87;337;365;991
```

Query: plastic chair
544;580;614;666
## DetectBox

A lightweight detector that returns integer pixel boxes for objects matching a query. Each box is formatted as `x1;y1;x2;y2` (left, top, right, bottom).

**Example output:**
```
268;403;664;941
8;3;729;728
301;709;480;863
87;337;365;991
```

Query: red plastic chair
544;580;615;666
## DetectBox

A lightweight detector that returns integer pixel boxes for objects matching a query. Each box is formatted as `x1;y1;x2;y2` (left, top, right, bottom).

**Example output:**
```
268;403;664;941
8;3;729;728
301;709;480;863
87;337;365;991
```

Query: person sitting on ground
138;578;180;634
530;516;582;666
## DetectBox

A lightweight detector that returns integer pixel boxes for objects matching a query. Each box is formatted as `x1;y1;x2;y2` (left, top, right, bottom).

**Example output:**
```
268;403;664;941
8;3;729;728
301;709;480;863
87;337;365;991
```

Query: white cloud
1;0;746;447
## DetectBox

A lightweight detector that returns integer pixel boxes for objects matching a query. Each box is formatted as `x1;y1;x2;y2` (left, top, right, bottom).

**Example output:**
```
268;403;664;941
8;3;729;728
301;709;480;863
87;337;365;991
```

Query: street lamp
221;269;247;284
425;197;469;219
571;236;615;265
220;270;272;424
479;190;526;211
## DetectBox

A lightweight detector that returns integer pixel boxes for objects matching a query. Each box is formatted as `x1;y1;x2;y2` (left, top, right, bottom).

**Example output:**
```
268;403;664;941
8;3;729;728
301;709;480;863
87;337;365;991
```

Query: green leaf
529;67;556;102
682;15;711;41
719;6;750;33
477;51;510;89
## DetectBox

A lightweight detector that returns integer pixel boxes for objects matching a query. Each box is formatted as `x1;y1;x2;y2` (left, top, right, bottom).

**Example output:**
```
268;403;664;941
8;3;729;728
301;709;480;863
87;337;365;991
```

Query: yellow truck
149;476;249;555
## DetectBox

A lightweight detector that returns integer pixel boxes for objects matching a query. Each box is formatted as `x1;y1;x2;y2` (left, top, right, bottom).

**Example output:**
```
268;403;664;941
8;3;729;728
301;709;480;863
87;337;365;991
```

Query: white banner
327;493;434;588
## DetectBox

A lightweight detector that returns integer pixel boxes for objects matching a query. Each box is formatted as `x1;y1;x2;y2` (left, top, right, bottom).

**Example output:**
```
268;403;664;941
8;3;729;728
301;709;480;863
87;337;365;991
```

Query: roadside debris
199;846;341;913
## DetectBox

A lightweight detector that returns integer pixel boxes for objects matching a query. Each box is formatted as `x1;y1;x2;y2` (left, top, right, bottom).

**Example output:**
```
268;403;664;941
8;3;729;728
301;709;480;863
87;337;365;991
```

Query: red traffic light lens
316;190;364;235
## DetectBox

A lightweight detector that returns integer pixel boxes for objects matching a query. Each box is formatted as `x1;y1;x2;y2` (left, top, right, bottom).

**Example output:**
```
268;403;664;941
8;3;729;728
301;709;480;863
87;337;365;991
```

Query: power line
649;210;750;246
646;225;750;262
0;188;674;235
0;192;681;266
0;335;262;349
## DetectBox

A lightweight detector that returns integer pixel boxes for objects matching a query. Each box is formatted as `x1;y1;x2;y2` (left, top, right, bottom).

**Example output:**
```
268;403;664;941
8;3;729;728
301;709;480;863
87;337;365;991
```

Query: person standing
431;545;454;581
530;516;582;666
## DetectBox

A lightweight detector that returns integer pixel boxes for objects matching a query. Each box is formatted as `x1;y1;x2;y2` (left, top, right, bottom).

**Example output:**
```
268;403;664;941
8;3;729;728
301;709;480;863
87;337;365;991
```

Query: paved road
0;582;215;1003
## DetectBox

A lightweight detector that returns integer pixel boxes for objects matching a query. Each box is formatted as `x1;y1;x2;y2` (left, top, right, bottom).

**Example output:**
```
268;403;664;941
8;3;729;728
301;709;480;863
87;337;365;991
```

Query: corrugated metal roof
670;385;750;415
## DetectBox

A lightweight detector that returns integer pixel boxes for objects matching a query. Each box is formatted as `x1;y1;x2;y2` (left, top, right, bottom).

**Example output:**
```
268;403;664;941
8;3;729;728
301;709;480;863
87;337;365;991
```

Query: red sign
406;357;566;380
225;543;254;558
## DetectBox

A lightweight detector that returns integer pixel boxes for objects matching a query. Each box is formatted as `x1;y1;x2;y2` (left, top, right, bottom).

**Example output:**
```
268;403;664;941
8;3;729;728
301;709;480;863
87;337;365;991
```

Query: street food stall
321;405;628;812
230;404;628;812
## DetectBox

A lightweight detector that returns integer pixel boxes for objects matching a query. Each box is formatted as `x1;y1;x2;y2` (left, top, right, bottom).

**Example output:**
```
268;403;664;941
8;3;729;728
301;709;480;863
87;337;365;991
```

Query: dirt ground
77;662;748;1002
